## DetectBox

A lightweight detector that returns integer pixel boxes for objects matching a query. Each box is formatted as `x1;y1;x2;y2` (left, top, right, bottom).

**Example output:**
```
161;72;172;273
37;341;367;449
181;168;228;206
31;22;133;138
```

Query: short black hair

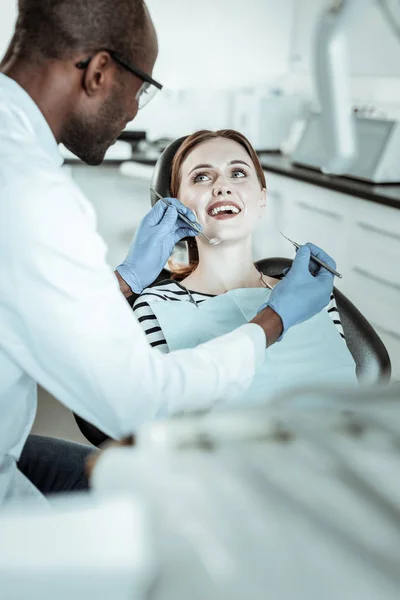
6;0;149;65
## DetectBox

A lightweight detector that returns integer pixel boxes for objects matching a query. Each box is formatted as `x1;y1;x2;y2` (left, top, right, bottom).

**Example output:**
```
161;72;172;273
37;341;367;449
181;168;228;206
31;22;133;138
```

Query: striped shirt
133;279;346;353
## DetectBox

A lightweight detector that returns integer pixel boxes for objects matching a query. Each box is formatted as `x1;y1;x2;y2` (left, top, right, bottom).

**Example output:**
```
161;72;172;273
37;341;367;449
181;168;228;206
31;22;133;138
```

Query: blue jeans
18;435;96;495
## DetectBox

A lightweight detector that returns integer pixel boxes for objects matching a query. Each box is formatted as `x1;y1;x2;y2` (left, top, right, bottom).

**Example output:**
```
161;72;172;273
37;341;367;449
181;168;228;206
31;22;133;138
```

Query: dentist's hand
116;198;199;294
254;243;335;340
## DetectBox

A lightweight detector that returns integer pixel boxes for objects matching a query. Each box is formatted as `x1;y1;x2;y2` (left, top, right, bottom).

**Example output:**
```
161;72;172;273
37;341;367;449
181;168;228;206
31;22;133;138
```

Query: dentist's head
1;0;160;165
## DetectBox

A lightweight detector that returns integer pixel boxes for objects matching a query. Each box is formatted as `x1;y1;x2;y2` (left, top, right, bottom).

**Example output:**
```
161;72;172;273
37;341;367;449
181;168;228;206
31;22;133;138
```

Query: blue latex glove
259;242;336;335
282;253;320;277
116;198;200;293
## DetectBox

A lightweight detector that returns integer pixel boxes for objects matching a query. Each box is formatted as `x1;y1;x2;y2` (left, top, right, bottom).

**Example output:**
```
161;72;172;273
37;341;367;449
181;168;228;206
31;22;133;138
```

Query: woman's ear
260;188;267;208
258;188;267;218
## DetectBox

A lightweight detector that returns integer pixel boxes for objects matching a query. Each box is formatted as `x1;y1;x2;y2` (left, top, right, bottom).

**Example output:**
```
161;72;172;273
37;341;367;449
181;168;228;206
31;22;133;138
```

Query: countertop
130;149;400;210
257;152;400;210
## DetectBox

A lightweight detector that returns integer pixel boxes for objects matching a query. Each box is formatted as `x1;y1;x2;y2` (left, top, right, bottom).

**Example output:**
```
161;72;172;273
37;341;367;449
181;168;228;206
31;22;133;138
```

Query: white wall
0;0;17;61
146;0;294;88
132;0;295;138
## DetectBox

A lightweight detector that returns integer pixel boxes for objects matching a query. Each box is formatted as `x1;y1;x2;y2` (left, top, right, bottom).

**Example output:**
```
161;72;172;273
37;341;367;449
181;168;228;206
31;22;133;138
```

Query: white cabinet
255;171;400;380
253;173;351;282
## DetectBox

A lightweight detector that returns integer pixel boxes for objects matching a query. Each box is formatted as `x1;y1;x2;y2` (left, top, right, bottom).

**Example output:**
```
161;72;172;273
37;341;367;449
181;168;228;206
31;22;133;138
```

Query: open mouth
207;201;242;220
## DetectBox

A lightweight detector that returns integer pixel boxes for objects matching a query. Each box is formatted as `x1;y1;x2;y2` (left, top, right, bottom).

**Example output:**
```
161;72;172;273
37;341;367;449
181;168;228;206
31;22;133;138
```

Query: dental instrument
280;232;343;279
150;188;222;246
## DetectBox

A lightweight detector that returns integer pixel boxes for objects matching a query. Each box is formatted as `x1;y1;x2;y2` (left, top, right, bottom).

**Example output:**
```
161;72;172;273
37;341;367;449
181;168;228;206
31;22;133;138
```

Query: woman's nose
212;184;232;197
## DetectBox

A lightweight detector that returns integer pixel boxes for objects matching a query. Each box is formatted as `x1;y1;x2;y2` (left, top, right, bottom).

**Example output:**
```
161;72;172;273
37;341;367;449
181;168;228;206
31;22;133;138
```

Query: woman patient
133;129;357;405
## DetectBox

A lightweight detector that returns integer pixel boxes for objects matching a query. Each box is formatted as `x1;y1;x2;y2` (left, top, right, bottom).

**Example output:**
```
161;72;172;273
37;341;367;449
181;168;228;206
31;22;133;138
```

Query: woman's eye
231;169;247;178
193;173;210;183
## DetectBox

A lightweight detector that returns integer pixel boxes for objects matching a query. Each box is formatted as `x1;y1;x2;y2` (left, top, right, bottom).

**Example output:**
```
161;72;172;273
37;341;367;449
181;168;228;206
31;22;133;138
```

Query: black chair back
150;136;187;206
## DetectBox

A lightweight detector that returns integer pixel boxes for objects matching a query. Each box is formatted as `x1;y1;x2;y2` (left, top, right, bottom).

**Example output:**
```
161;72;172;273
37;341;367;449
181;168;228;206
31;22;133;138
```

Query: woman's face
177;137;266;243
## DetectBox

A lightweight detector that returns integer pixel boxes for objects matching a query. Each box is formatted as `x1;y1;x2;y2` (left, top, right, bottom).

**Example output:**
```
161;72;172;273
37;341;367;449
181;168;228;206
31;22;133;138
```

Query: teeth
210;205;240;216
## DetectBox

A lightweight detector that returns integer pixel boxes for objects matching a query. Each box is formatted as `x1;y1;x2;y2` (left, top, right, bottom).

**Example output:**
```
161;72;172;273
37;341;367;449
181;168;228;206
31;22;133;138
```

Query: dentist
0;0;335;505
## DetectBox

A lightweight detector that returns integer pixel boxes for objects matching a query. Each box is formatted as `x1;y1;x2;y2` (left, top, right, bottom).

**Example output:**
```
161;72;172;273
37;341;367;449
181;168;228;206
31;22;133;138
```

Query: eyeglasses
75;49;163;109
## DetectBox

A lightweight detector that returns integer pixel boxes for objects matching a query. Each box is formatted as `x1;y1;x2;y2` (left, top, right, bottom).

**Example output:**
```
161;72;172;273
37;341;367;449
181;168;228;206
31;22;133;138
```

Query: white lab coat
0;74;265;505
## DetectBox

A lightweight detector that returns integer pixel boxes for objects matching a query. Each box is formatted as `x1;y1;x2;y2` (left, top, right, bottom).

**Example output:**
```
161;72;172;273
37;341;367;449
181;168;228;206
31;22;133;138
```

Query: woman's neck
180;237;269;295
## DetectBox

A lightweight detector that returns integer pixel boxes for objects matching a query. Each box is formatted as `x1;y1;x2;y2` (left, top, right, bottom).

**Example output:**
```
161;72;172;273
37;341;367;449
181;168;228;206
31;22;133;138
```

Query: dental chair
148;137;391;384
74;137;391;447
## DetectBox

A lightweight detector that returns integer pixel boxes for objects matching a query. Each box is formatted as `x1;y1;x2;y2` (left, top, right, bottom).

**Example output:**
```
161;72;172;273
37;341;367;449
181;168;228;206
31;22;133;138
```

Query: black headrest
150;136;187;206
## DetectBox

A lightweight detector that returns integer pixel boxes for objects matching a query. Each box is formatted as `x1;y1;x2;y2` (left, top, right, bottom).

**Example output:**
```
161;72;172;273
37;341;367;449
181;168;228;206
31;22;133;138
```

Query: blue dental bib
148;288;358;406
